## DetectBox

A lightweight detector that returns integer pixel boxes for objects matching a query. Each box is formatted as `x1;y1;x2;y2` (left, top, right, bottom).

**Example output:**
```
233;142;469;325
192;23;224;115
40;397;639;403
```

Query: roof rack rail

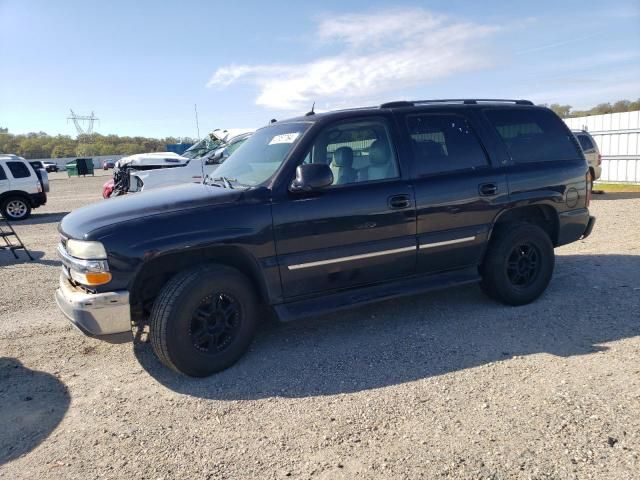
380;99;534;108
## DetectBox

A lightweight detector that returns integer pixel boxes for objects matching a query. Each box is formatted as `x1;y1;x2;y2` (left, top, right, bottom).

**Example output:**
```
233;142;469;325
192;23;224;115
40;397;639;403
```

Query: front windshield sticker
268;132;300;145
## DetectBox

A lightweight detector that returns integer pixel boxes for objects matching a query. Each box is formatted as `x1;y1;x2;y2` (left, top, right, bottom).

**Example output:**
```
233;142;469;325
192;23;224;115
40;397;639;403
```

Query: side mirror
290;163;333;192
205;149;226;165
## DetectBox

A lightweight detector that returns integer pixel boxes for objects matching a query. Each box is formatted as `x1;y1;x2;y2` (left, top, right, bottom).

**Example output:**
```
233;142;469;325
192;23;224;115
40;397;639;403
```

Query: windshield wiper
212;176;236;189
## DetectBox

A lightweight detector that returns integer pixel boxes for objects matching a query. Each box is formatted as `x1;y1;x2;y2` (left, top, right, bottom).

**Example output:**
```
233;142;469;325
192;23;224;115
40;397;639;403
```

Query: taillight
586;171;592;207
597;153;602;166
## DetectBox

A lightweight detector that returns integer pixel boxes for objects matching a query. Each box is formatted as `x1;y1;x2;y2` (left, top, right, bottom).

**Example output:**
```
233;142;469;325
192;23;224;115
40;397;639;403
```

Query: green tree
548;104;572;117
51;144;76;158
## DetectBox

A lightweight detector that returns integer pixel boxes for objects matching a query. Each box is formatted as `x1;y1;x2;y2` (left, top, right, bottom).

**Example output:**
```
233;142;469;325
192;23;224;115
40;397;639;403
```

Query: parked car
43;161;59;172
572;130;601;188
0;154;47;220
129;132;252;193
106;129;253;197
103;160;116;170
55;99;595;377
28;160;51;193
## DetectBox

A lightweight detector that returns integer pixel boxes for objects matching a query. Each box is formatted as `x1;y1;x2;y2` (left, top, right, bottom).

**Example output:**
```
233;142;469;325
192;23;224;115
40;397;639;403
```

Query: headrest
333;147;354;167
369;140;390;165
420;140;445;157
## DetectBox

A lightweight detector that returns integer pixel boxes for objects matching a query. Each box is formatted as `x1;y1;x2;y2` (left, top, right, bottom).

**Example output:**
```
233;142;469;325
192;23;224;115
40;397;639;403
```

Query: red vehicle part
102;179;114;199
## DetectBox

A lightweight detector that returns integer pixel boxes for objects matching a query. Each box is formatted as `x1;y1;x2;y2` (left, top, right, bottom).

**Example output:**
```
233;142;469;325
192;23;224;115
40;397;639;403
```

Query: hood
115;152;187;169
60;183;242;239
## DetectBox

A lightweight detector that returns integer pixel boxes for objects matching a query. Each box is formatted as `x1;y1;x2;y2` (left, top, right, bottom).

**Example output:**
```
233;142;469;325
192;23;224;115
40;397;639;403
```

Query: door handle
388;194;411;209
479;183;498;196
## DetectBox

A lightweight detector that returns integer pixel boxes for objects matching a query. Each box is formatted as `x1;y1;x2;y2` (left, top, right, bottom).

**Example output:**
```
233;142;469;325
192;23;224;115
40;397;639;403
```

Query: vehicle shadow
592;191;640;201
133;254;640;400
0;250;60;267
0;358;70;465
21;212;70;225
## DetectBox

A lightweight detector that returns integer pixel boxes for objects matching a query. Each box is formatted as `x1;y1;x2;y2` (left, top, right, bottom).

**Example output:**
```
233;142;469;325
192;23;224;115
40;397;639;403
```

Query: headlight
66;239;108;260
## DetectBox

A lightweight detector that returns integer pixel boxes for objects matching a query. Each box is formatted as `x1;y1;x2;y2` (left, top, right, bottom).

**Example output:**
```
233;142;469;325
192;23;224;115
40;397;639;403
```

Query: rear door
396;108;509;274
0;163;10;191
272;116;417;298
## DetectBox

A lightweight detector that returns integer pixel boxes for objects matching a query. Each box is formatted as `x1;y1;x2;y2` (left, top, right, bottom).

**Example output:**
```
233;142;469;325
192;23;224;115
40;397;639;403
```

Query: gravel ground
1;176;639;479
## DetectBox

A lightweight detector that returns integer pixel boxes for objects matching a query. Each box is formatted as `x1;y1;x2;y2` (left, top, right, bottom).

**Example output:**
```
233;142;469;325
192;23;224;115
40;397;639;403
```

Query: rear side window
406;114;488;176
0;165;6;180
576;134;595;151
7;161;31;179
485;108;581;163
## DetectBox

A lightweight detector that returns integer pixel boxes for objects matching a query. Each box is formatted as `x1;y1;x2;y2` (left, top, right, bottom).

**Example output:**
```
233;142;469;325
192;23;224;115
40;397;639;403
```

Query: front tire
1;196;31;221
480;223;554;306
149;265;259;377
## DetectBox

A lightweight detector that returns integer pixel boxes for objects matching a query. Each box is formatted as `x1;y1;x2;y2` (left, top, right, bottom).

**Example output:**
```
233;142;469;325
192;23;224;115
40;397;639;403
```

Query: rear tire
1;196;31;221
149;265;259;377
480;223;554;306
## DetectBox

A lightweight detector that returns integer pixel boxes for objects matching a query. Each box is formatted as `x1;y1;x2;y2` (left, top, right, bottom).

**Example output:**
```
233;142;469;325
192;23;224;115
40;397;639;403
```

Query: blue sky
1;0;639;138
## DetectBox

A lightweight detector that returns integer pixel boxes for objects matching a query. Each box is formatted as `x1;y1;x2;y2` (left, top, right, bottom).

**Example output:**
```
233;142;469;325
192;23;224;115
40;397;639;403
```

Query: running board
274;267;480;322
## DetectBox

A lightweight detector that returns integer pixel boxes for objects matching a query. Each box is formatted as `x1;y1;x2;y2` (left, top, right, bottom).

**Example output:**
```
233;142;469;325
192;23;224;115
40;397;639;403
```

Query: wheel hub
506;242;540;288
189;293;241;354
7;200;27;217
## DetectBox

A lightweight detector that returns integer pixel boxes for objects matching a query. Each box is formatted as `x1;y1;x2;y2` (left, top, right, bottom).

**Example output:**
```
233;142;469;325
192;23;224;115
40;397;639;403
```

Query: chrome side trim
419;236;476;249
288;245;416;271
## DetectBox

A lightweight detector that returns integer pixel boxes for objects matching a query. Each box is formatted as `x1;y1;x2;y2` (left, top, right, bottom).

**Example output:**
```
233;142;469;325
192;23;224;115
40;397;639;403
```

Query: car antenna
270;118;277;123
305;101;315;116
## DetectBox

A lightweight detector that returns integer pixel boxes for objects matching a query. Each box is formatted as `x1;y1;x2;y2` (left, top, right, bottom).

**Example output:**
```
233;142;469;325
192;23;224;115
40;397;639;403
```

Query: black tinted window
577;134;594;151
7;161;31;178
0;165;6;180
485;108;581;163
406;114;488;176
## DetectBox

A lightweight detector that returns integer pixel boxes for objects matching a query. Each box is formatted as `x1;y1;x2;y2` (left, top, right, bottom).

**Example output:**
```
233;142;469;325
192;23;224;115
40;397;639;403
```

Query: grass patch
594;183;640;193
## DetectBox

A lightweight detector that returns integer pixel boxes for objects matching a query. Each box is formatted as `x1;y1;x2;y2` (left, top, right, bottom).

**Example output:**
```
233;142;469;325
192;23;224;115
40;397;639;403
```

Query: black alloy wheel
190;292;242;354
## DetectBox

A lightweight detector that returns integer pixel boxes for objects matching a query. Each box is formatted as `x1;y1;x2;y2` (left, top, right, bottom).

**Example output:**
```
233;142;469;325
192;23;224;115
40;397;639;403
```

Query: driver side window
304;119;400;186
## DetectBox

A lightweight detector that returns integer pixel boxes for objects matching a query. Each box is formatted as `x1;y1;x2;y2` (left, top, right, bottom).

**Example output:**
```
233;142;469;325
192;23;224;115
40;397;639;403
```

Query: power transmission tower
68;109;99;136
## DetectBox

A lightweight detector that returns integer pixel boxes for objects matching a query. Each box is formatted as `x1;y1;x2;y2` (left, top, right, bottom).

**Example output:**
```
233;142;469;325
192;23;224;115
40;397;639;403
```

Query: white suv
572;130;602;187
0;154;48;220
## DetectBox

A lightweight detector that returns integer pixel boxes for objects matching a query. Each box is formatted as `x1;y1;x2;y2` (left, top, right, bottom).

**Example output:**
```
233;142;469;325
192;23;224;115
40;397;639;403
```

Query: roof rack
380;99;534;108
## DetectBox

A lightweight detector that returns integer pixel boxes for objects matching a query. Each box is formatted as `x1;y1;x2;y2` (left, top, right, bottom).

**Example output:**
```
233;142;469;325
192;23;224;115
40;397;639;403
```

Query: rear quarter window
576;134;595;151
0;165;7;180
7;161;32;179
485;108;581;163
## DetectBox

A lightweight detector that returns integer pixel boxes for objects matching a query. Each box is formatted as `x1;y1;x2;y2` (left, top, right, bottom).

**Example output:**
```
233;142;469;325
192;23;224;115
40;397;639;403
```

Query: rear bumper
581;215;596;239
55;275;132;343
557;208;595;246
29;192;46;208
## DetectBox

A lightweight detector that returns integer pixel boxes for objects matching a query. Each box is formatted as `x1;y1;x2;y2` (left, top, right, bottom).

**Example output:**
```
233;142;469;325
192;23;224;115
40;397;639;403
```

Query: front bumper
55;275;132;343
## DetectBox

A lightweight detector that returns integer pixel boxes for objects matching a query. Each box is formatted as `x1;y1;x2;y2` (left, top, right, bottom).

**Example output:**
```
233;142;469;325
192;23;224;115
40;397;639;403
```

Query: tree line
541;98;640;119
2;98;640;159
0;130;196;160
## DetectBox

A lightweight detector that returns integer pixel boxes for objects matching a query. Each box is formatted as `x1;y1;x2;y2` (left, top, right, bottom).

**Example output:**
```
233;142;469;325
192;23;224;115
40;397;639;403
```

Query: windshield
209;123;309;187
182;136;225;159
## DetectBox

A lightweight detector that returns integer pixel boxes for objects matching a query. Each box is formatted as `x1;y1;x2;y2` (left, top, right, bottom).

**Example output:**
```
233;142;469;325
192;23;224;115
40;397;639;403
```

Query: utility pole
194;104;201;140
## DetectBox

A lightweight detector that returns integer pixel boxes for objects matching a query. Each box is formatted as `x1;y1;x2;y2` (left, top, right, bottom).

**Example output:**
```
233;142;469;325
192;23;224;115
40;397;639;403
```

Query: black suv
56;99;595;377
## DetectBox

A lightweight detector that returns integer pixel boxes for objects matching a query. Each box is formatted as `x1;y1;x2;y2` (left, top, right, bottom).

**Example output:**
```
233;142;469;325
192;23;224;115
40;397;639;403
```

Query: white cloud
206;9;498;110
